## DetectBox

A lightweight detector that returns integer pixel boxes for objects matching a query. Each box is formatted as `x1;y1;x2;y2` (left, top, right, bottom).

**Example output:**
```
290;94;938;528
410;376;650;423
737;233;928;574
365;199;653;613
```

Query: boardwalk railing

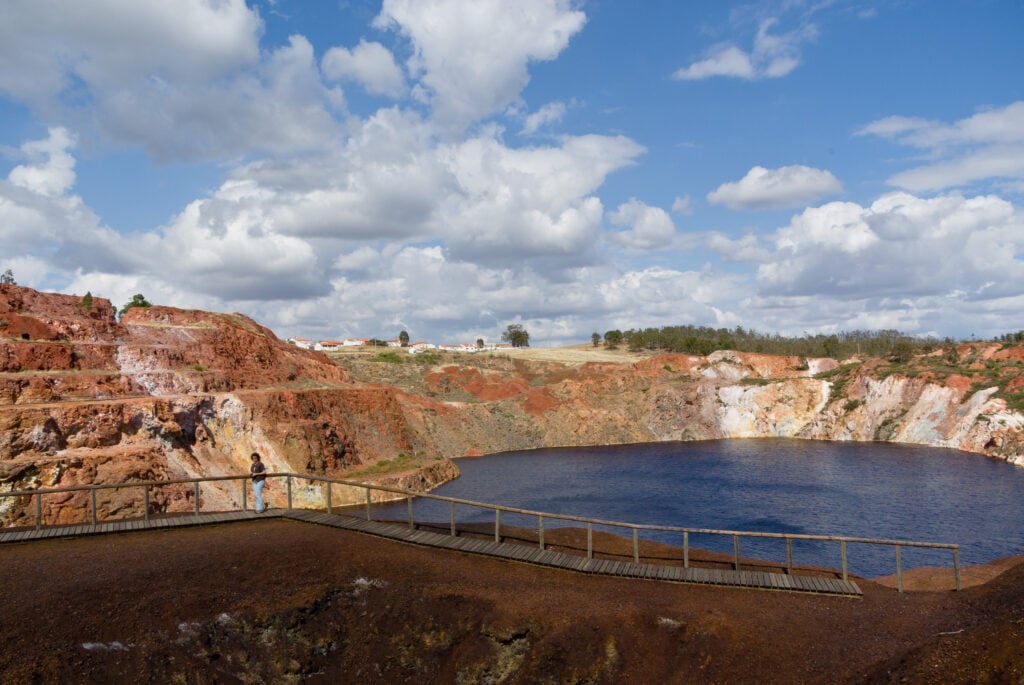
0;472;961;592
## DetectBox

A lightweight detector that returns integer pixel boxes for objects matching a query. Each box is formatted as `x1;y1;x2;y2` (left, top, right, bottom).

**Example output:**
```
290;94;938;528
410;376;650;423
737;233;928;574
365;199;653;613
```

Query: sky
1;0;1022;347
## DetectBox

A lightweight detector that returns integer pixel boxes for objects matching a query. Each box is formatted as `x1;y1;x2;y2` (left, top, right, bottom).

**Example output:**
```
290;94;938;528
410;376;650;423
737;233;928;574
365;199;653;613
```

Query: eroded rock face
0;285;456;524
3;283;1023;525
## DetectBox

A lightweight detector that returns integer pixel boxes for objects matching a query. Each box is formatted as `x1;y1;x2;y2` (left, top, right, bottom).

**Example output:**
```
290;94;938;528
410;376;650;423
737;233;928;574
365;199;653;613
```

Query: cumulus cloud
758;192;1023;301
1;127;100;258
707;165;842;210
8;126;76;197
857;101;1024;191
374;0;586;131
521;101;568;135
608;199;676;250
673;18;816;81
437;132;645;264
671;195;694;215
0;2;341;161
321;39;406;98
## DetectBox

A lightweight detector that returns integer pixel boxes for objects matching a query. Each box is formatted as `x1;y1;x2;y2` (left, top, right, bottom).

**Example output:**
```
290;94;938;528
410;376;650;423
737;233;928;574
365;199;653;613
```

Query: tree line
593;325;965;361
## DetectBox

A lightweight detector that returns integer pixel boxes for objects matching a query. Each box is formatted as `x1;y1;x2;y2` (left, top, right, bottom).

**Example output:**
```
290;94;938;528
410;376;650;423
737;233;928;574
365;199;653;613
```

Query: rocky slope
3;284;1023;526
0;284;456;525
336;345;1024;468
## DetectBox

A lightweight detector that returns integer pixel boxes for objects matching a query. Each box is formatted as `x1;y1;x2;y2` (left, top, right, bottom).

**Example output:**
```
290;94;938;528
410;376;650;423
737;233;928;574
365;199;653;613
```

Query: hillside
2;282;1023;528
329;342;1024;466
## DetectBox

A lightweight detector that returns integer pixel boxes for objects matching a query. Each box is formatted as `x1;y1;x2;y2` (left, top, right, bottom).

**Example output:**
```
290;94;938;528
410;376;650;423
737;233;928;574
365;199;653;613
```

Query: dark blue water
374;439;1024;578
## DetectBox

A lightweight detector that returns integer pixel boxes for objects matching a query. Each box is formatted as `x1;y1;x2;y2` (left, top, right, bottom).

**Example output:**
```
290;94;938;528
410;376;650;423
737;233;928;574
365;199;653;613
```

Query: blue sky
1;0;1022;346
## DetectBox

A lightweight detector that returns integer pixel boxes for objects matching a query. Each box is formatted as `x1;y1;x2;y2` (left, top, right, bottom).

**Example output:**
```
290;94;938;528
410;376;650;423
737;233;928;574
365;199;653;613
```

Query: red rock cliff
0;285;455;524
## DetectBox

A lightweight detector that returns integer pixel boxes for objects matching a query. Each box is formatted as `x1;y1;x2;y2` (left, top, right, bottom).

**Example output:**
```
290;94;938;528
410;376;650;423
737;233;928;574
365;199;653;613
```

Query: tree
476;338;485;348
591;332;601;347
81;291;94;311
501;323;530;348
0;269;15;285
890;340;915;363
604;329;623;349
119;293;152;317
399;330;410;347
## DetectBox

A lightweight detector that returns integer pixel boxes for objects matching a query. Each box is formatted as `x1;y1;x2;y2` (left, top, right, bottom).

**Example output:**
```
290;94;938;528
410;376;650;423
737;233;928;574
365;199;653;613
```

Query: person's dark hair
250;452;261;460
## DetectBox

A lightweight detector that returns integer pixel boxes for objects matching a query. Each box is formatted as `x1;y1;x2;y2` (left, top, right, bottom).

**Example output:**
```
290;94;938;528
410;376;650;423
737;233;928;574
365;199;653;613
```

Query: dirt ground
1;519;1023;684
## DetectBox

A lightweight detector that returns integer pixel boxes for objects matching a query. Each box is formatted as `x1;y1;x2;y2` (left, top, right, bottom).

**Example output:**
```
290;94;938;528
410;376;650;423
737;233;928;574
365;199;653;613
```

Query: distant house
439;343;479;353
407;342;436;353
342;338;368;346
385;339;403;347
288;337;313;350
316;340;343;352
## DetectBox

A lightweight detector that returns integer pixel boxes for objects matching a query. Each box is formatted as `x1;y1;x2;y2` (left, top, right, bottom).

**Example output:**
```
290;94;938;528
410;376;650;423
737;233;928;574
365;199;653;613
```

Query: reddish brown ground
1;520;1022;683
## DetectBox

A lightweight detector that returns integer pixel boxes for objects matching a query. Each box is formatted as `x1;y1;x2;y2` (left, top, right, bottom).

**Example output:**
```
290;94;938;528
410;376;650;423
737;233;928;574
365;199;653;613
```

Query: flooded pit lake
373;439;1024;577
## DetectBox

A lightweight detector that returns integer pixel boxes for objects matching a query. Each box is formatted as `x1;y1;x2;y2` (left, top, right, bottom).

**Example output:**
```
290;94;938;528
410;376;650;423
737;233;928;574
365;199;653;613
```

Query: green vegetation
76;291;94;312
119;293;152;317
347;451;436;477
0;269;15;285
592;332;601;347
370;351;404;364
502;323;530;348
604;329;623;349
410;351;442;366
620;325;949;360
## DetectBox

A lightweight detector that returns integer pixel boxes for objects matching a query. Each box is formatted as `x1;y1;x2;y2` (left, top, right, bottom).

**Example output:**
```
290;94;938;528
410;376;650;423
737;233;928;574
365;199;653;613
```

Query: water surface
375;439;1024;577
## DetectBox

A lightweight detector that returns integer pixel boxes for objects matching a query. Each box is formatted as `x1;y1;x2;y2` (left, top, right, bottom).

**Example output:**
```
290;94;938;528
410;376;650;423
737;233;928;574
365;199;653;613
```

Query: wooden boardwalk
0;509;862;597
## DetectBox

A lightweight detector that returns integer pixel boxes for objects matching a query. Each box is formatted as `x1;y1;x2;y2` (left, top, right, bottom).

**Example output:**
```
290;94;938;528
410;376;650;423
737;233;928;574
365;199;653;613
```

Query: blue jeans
253;479;266;512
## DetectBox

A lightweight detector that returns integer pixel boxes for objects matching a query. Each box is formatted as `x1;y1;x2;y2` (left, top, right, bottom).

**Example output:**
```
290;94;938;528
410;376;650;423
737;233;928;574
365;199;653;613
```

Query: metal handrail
0;471;962;591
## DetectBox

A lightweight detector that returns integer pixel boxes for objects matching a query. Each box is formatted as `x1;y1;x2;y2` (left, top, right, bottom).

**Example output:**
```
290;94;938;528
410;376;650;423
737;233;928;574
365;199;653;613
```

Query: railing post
407;496;414;531
538;515;545;550
35;492;42;531
194;481;200;515
733;535;740;571
326;481;332;514
143;485;150;523
786;537;793;574
953;548;961;591
494;509;501;543
241;478;247;512
587;522;593;560
840;540;848;581
632;528;639;564
896;545;903;593
449;501;456;537
683;531;689;568
287;476;293;510
90;488;98;525
365;487;372;521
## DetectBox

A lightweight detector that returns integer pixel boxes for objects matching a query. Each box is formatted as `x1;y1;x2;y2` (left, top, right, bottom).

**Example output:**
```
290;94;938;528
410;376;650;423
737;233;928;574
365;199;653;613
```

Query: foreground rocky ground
1;520;1022;683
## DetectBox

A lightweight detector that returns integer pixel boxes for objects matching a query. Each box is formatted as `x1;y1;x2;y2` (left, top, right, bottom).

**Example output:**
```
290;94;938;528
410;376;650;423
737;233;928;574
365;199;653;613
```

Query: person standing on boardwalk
250;452;268;513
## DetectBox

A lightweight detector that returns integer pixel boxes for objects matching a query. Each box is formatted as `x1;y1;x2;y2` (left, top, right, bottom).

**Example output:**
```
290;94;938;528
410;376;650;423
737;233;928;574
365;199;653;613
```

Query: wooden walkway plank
0;509;862;597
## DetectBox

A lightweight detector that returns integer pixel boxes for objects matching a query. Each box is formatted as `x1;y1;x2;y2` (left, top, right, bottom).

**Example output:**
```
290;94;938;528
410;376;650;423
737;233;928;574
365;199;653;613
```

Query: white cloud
671;195;694;215
857;101;1024;191
708;233;771;263
0;0;262;105
8;126;76;197
758;192;1023;301
522;101;568;135
673;18;816;81
374;0;586;131
608;199;676;250
0;2;342;161
321;39;406;98
707;165;842;210
436;131;645;263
